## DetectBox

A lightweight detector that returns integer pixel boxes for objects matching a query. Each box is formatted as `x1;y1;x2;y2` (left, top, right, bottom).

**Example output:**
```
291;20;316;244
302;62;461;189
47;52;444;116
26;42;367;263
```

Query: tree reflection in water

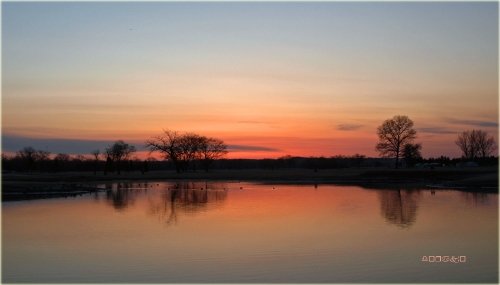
103;181;228;223
378;189;421;228
148;182;228;225
105;182;144;210
461;191;494;207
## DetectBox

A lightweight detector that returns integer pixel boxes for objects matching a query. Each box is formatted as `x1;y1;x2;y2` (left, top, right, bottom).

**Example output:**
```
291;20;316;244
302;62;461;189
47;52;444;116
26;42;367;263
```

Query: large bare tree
146;130;228;173
145;130;183;173
455;129;496;160
376;115;417;168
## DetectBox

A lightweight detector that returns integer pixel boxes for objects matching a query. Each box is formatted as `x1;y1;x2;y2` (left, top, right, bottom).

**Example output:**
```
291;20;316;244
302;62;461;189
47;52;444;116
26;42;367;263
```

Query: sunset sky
2;2;498;159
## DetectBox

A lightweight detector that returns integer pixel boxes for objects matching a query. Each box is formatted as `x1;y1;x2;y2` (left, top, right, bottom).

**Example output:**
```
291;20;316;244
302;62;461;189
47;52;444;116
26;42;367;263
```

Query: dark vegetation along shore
2;167;498;201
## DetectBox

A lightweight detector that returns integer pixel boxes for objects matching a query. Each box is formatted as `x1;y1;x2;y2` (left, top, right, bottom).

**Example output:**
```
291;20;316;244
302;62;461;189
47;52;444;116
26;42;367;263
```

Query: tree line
375;115;496;168
1;130;228;174
1;121;497;173
3;150;495;174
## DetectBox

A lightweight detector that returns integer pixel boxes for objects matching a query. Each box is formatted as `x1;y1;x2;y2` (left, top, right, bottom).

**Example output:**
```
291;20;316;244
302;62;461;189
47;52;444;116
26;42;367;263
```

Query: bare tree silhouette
177;133;205;171
376;115;417;168
456;129;496;160
104;141;136;175
91;149;100;175
16;147;50;172
146;130;182;173
53;153;70;172
146;130;228;173
199;137;228;172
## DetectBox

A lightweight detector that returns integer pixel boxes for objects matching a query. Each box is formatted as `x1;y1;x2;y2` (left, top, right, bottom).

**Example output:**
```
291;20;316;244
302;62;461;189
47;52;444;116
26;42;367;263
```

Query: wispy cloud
2;135;280;155
1;135;145;154
445;118;498;128
337;124;363;131
228;144;280;152
417;127;456;134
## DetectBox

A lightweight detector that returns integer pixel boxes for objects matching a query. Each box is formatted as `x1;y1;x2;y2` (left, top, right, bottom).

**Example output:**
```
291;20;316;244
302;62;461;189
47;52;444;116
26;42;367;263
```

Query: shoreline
2;167;498;201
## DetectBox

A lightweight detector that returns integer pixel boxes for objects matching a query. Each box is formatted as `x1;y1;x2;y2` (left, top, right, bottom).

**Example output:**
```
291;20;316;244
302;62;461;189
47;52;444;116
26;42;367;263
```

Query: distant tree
54;153;71;161
455;130;496;160
103;149;113;175
425;155;452;166
2;153;14;172
105;141;136;174
403;143;422;167
376;115;417;169
456;130;476;160
71;154;88;171
146;130;182;173
436;156;451;165
91;150;100;175
91;150;100;161
37;150;51;172
53;153;70;172
199;137;228;172
351;154;366;168
16;147;50;172
140;159;148;174
144;157;157;172
36;150;51;161
128;157;141;173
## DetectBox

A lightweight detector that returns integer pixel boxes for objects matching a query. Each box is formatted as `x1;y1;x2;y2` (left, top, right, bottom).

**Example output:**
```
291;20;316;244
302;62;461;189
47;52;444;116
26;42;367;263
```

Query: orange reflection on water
2;183;498;283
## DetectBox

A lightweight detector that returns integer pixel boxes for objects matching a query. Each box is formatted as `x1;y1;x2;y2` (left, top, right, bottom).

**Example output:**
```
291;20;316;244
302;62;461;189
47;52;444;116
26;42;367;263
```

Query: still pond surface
2;182;498;283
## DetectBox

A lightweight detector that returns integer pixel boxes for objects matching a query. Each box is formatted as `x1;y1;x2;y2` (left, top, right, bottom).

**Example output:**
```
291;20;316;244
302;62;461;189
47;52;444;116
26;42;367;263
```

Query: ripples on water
2;182;498;283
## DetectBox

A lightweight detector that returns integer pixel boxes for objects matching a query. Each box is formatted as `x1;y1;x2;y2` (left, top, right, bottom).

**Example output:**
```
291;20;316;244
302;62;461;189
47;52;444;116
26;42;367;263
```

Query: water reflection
378;189;421;228
31;180;498;231
461;191;495;207
3;183;498;283
105;182;143;210
148;182;228;225
101;181;228;224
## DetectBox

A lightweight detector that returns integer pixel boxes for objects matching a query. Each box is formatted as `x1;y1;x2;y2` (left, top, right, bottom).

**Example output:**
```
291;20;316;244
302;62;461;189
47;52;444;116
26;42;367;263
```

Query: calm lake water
2;182;498;283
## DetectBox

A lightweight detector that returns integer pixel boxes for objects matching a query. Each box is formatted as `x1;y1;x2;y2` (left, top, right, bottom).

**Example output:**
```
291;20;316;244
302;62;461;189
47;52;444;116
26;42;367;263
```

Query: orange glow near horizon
2;124;498;159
